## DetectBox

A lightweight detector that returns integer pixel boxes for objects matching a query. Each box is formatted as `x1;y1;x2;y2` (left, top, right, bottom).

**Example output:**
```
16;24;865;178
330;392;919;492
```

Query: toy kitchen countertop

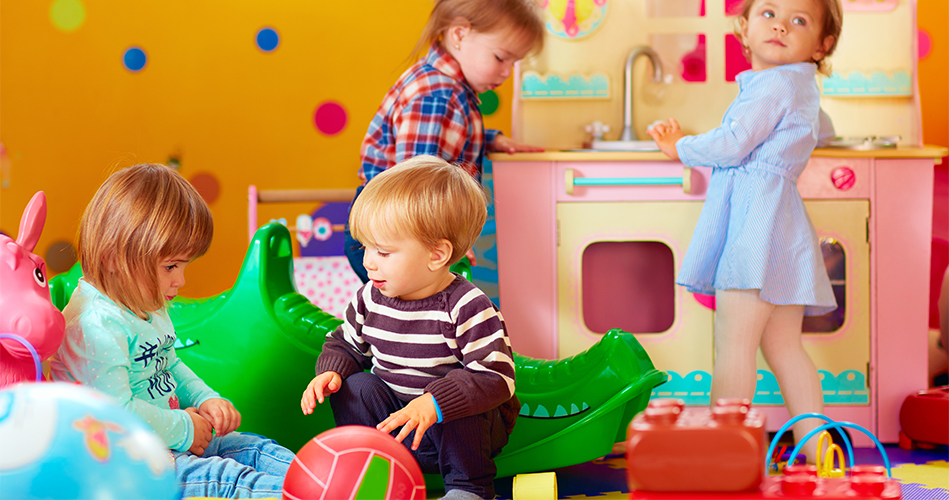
488;143;945;446
487;145;947;162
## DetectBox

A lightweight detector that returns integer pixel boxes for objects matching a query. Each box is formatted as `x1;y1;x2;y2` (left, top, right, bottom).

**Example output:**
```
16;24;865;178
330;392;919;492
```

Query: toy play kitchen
490;0;946;446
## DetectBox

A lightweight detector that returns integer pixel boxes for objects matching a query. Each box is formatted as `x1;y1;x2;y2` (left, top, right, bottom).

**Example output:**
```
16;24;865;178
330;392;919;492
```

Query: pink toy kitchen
490;0;947;446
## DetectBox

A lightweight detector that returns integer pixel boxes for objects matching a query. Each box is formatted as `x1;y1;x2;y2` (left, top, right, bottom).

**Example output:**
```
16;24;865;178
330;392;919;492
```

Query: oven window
803;237;846;333
581;241;675;334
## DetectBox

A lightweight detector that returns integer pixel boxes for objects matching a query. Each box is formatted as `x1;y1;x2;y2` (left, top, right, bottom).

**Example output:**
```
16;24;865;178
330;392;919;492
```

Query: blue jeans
172;432;294;499
330;372;509;499
343;185;369;284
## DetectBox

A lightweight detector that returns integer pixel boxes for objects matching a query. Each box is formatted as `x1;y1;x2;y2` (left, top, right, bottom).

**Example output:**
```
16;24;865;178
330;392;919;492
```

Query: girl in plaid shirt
345;0;545;283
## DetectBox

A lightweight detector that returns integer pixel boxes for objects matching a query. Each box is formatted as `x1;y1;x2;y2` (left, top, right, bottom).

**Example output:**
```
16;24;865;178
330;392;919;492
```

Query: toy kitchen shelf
489;146;946;446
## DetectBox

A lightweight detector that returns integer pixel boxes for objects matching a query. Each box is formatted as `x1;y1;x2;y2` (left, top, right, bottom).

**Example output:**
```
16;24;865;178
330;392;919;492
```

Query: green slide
50;223;667;476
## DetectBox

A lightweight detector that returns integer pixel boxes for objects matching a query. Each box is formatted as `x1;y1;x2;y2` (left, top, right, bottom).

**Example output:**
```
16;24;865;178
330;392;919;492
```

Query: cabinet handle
565;167;694;195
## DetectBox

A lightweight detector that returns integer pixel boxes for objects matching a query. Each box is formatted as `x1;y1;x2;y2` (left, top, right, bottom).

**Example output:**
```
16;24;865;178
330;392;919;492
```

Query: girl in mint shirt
648;0;843;463
51;163;294;498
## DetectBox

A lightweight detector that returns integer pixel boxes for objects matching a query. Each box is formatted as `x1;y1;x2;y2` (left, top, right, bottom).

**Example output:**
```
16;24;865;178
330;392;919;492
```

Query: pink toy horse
0;192;66;387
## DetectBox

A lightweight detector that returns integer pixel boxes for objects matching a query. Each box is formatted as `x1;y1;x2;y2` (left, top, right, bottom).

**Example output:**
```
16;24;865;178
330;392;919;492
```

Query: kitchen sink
589;140;660;152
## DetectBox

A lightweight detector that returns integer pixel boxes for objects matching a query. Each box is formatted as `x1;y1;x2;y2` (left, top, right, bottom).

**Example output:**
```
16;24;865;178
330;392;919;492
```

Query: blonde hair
350;156;487;265
735;0;843;75
412;0;545;61
79;163;213;317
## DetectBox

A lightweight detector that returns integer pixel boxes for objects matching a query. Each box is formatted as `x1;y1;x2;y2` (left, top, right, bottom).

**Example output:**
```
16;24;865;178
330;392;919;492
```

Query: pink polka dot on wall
313;101;348;136
918;29;932;60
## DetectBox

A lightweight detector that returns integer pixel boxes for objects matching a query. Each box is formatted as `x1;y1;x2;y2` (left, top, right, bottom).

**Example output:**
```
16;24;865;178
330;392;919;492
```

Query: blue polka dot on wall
256;28;280;52
123;47;147;72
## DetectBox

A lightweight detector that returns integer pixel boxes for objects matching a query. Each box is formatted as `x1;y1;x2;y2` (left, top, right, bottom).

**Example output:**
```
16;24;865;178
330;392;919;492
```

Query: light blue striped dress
675;63;837;316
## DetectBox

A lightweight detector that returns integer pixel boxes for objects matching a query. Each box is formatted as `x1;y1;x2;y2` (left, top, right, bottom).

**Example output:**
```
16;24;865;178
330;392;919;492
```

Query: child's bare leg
760;304;824;463
711;289;774;404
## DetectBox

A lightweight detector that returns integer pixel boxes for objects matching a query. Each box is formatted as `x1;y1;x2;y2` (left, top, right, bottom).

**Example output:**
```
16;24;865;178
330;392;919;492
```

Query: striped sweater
317;274;518;426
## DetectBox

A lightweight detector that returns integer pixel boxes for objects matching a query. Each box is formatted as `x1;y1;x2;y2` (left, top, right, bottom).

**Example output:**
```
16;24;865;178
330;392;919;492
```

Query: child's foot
440;489;488;500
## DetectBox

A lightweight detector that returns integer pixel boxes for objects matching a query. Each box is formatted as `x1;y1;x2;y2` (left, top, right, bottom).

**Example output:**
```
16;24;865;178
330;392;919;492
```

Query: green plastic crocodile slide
49;223;667;478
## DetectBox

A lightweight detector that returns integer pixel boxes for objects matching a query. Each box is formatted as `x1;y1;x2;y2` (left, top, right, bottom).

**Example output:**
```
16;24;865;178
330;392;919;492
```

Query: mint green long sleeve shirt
50;280;220;451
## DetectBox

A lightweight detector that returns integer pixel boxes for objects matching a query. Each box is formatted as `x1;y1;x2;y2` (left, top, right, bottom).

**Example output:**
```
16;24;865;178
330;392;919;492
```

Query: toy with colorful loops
624;398;903;499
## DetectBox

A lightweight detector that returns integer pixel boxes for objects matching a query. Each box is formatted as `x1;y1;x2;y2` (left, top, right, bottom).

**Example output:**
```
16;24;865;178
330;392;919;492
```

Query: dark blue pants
343;185;369;284
329;372;509;499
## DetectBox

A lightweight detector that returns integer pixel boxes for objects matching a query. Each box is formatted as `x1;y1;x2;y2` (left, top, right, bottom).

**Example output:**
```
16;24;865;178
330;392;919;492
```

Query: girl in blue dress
648;0;843;462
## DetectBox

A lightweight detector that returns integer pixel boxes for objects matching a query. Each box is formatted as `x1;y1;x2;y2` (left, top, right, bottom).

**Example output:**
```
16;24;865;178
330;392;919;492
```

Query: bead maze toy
625;403;903;499
49;222;668;479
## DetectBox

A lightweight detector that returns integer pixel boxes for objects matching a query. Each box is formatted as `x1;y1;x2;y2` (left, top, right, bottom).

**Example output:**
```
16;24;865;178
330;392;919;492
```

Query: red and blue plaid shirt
358;44;500;185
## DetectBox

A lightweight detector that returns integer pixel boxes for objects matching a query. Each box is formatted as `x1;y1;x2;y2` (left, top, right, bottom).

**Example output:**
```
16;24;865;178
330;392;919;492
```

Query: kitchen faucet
619;46;665;142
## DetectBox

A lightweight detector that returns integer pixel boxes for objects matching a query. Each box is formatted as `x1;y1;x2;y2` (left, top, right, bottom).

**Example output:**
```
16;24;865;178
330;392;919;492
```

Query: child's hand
377;393;438;451
301;371;342;414
465;248;477;267
645;118;684;160
492;135;545;154
198;398;241;437
186;407;213;456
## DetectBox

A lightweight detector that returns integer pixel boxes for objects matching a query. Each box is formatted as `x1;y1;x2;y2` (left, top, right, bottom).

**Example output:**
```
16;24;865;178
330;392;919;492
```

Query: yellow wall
919;0;948;149
0;1;515;298
0;0;943;299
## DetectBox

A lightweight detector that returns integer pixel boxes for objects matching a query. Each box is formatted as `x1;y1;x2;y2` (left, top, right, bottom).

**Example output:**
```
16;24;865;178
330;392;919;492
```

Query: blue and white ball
0;382;179;499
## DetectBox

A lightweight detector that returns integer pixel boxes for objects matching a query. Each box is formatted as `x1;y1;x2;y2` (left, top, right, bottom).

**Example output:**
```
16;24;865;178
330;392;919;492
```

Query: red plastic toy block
898;386;948;449
628;465;902;499
626;398;766;492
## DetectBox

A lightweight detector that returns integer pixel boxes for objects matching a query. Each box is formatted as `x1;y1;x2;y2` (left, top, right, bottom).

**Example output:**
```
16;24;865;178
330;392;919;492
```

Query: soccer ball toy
0;382;179;500
283;425;426;500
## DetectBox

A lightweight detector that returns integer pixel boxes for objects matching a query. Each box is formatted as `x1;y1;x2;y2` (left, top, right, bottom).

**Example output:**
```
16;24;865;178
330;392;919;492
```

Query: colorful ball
0;382;178;500
283;425;426;500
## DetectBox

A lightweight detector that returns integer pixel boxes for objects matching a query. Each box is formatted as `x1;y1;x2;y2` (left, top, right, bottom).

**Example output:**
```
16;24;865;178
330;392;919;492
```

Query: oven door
556;199;870;408
557;200;714;405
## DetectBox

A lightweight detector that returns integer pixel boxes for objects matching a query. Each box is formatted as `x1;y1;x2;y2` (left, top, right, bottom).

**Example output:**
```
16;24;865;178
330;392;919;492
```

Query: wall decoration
520;71;610;99
821;71;913;97
841;0;898;12
542;0;608;39
50;0;85;32
918;29;932;60
189;172;220;204
479;90;500;116
122;47;147;72
45;241;77;274
0;142;9;189
313;101;347;136
256;27;280;52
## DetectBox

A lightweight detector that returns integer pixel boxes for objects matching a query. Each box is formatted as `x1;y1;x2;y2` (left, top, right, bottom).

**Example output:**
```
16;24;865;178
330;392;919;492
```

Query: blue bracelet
432;396;444;423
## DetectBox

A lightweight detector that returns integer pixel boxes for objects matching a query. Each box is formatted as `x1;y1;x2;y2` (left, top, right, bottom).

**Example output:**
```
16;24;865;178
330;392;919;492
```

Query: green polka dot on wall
50;0;86;32
478;90;500;116
46;241;78;274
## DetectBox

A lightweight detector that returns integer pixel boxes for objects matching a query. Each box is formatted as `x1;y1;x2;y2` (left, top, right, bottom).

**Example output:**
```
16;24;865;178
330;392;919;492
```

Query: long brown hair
411;0;545;61
735;0;843;75
79;163;213;317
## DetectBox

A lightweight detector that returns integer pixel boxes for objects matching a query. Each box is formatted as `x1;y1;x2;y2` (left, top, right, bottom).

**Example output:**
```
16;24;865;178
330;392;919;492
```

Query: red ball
283;425;426;500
